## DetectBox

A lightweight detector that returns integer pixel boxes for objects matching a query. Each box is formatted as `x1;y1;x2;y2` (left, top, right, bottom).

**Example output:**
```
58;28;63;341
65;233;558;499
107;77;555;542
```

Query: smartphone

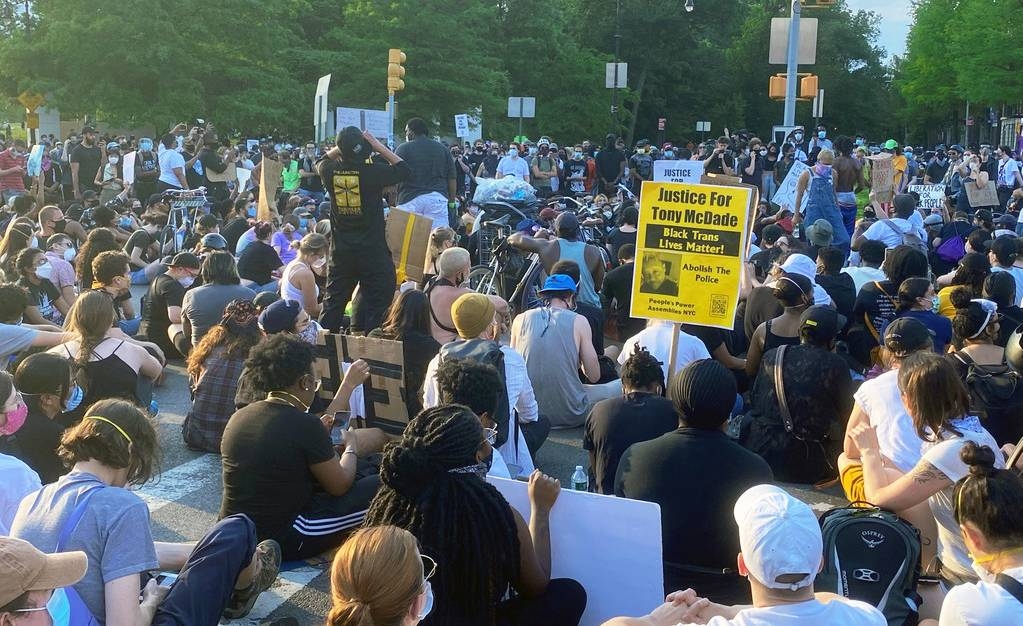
331;411;352;446
154;572;178;586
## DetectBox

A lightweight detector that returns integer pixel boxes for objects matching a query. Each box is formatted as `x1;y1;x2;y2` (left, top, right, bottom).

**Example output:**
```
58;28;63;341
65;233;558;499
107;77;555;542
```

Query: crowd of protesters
0;118;1022;626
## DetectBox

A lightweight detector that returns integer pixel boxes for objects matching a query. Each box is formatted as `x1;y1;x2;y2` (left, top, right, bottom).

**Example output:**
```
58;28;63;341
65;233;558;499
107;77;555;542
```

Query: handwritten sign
631;182;754;329
771;160;810;214
868;154;894;203
908;184;945;211
653;159;705;184
314;332;409;435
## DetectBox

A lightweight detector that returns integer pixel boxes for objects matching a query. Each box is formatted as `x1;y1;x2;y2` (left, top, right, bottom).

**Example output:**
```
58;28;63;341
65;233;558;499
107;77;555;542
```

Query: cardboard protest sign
236;166;252;190
653;159;704;184
488;477;663;626
630;182;754;329
314;332;409;435
205;161;237;184
868;154;894;203
122;151;136;186
257;157;284;221
385;207;433;283
771;160;810;214
965;180;999;208
908;184;945;211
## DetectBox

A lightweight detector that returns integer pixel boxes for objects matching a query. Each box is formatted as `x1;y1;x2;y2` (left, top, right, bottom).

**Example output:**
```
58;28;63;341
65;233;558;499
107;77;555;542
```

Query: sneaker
222;539;282;620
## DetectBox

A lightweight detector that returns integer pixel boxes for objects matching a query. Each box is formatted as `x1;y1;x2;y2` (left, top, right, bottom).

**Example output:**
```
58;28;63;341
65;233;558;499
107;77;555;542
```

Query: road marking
223;566;323;625
136;453;223;513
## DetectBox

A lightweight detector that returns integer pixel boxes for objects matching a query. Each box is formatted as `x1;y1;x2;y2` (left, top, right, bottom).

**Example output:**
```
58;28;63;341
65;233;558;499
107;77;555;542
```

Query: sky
847;0;913;58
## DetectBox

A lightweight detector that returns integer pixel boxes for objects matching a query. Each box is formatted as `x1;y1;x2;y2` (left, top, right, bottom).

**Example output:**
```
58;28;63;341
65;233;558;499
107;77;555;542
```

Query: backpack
935;233;966;264
633;154;653;178
816;504;922;626
772;344;836;442
439;339;516;449
951;352;1023;446
880;218;928;254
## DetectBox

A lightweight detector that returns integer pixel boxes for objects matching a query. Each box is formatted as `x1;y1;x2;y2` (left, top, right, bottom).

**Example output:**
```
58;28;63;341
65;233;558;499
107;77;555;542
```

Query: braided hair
365;405;520;626
620;344;664;393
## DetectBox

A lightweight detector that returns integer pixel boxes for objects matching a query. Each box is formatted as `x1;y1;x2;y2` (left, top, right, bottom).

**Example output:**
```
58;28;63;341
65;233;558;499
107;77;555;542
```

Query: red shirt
0;149;26;192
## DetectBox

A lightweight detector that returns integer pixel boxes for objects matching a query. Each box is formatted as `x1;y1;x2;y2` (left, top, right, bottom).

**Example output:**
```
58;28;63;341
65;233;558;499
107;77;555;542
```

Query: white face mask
35;262;53;280
29;236;39;249
418;581;434;621
507;149;517;158
178;276;195;288
63;247;76;262
108;156;119;165
312;257;327;270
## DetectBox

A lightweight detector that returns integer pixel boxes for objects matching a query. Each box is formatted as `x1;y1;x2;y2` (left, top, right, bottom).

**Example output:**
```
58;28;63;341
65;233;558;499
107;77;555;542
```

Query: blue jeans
762;175;777;203
241;279;279;293
153;514;256;626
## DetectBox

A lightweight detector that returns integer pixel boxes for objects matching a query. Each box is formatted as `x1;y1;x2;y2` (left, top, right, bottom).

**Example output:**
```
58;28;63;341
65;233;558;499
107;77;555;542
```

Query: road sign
605;63;628;89
966;117;974;127
658;118;666;131
17;91;44;111
507;97;536;119
314;74;331;144
695;121;711;132
768;17;818;65
336;107;390;140
812;88;824;119
25;113;39;129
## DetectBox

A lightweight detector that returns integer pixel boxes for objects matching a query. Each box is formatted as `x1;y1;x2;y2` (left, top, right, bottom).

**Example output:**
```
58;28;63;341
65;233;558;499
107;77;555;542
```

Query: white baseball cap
779;253;817;281
733;485;822;591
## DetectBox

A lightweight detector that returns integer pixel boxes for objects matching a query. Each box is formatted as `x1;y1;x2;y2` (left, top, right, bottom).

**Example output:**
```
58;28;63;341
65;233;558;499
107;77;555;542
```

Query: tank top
65;339;139;406
514;307;587;428
557;239;600;308
281;259;318;305
763;319;800;353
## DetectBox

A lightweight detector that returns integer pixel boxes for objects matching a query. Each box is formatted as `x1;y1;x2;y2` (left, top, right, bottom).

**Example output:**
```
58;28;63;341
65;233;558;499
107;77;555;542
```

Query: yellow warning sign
630;181;754;329
17;91;44;111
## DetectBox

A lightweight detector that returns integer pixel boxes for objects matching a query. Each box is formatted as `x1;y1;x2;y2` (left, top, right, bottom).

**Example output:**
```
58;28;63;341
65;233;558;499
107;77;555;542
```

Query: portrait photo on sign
639;252;681;296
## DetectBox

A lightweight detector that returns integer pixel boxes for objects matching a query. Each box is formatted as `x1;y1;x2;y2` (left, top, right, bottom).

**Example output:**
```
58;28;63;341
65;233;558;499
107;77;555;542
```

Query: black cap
883;317;933;356
336;126;368;159
81;125;96;134
554;212;579;237
168;252;200;269
799;306;846;344
199;233;228;250
976;209;993;223
949;144;964;152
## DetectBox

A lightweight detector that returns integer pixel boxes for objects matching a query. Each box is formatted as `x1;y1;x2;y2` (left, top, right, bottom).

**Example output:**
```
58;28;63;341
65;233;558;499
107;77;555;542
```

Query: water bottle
571;465;588;492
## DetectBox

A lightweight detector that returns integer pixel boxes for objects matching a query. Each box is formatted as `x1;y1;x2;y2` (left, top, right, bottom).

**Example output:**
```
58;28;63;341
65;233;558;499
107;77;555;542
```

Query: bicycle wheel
467;265;497;295
512;260;546;313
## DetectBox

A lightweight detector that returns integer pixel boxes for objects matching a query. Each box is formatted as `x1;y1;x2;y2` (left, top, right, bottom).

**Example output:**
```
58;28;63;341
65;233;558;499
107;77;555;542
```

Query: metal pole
387;92;395;149
783;0;800;127
611;0;621;134
518;113;523;139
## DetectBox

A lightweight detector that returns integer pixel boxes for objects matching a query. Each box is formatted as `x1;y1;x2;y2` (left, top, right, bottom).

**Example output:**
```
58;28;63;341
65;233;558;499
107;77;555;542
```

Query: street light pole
783;0;800;127
610;0;621;134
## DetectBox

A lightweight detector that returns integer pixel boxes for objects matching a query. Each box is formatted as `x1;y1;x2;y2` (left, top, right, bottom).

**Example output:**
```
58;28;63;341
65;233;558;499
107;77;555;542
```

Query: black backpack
951;352;1023;446
816;504;922;626
439;339;515;448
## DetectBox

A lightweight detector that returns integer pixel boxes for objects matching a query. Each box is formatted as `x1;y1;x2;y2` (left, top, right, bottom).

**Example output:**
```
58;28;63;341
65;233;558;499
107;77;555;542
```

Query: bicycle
159;187;209;254
467;214;545;313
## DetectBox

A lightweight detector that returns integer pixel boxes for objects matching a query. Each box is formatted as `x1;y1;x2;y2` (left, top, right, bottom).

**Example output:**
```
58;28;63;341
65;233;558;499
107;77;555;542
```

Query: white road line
136;453;223;512
223;566;323;625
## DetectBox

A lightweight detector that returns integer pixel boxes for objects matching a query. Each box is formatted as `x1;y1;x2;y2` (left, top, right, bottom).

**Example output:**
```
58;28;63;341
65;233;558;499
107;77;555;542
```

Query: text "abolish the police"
646;187;742;257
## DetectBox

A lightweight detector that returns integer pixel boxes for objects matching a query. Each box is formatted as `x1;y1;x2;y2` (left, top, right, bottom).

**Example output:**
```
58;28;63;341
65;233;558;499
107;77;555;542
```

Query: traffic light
388;48;406;94
799;74;818;99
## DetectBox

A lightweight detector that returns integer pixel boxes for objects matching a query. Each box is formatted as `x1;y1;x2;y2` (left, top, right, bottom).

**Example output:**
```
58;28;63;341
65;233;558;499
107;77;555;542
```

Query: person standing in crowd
738;137;763;191
584;345;675;495
793;150;850;257
996;145;1023;210
366;405;587;626
703;136;735;176
530;138;559;199
317;127;410;333
157;133;189;191
0;138;27;205
70;126;102;200
298;141;325;203
832;135;863;238
132;137;161;202
395;118;455;231
325;526;437;626
616;359;773;602
496;142;529;182
595;134;627;194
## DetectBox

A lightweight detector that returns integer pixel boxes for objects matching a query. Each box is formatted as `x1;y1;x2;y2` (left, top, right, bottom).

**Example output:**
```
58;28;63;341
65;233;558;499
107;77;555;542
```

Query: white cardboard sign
771;160;811;213
909;184;946;211
653;160;705;185
487;477;664;626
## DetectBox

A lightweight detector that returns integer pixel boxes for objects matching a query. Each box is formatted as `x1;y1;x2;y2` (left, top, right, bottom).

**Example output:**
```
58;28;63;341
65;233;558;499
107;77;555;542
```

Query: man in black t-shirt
138;252;199;358
615;359;772;601
566;146;588;197
198;135;233;214
703;136;736;176
132;138;160;202
594;134;627;195
69;126;102;199
584;346;676;494
298;142;325;203
317;127;411;332
123;213;166;285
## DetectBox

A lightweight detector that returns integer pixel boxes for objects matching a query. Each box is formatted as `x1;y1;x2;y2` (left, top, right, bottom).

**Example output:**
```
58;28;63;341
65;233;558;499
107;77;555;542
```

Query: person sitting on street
138;251;201;359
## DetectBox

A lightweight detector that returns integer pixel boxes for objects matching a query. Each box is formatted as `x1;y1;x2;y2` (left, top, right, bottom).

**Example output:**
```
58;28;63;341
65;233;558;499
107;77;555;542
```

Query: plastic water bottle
571;466;588;492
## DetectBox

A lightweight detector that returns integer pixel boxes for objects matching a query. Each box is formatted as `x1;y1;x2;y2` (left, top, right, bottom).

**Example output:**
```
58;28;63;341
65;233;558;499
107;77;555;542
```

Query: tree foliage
0;0;896;142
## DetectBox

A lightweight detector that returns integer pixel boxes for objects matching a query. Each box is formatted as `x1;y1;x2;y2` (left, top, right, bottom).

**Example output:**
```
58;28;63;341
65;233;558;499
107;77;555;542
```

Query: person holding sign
792;150;850;259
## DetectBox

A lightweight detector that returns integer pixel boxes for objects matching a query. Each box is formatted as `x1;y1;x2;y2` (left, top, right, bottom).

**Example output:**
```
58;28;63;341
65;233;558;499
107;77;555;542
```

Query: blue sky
847;0;912;58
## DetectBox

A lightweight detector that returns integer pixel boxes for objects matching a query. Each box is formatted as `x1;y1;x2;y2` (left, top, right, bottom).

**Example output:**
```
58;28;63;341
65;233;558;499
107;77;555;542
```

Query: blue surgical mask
119;216;132;228
818;131;826;139
300;218;309;229
139;140;153;151
46;587;71;623
418;581;434;620
932;296;941;313
63;247;77;263
246;206;257;218
64;384;84;413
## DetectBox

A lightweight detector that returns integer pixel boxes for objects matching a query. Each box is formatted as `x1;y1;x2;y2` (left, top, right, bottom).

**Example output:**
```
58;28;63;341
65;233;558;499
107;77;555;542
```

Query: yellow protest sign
630;181;754;329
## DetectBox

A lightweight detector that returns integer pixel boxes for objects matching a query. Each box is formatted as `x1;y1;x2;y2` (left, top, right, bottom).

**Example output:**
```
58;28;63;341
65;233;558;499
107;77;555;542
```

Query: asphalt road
137;290;848;624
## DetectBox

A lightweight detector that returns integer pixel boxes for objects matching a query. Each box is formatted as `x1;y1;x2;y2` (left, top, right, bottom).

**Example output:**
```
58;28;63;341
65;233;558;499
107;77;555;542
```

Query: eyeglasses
483;426;498;445
421;554;437;582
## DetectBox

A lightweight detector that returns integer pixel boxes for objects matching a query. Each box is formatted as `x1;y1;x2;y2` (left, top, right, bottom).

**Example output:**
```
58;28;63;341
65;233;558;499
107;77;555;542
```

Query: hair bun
950;286;973;311
380;442;440;498
959;441;998;478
